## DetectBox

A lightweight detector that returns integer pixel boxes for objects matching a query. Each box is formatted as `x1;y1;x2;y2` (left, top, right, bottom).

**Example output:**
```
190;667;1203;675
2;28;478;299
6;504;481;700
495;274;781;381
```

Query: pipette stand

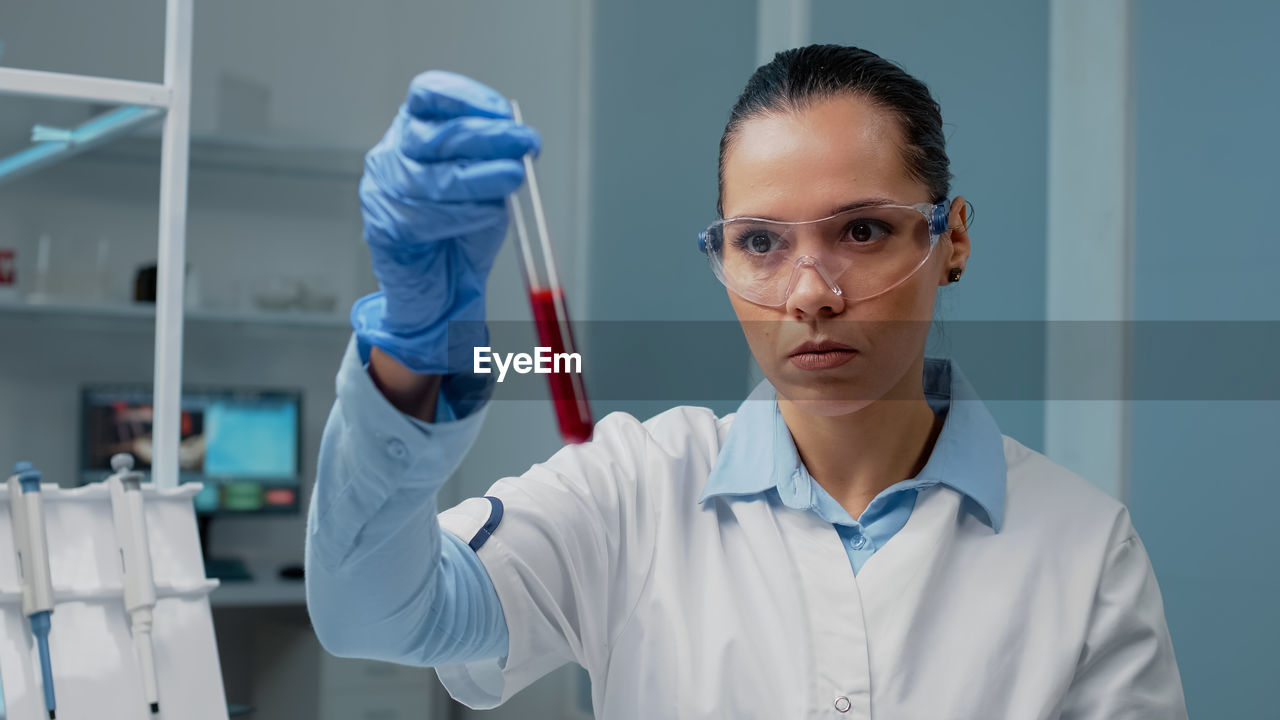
0;482;227;719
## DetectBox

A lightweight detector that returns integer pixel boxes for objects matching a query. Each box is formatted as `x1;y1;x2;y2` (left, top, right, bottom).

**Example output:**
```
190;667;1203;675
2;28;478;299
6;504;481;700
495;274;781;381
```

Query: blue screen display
204;401;298;478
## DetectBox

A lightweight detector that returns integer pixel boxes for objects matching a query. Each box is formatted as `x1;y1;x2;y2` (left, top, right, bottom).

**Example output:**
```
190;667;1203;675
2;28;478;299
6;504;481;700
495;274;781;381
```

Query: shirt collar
698;357;1007;532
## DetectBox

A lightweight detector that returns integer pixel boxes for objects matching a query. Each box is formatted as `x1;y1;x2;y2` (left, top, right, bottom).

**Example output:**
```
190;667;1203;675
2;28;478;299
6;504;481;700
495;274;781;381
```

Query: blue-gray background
1130;0;1279;714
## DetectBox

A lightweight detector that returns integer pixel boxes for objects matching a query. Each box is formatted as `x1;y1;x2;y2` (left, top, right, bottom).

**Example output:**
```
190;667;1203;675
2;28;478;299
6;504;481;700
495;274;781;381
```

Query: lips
789;339;856;356
788;339;858;371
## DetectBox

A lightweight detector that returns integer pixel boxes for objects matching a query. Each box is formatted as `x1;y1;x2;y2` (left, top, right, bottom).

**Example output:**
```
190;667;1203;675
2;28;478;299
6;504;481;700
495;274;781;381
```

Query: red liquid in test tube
528;286;593;443
508;98;594;444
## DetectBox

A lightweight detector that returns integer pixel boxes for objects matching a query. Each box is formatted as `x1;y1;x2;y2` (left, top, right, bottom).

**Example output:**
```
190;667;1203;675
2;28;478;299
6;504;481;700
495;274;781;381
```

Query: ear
938;195;971;285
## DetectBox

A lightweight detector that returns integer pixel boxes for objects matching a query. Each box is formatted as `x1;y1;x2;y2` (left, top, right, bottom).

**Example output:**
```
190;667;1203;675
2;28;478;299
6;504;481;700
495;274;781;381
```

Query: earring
948;267;962;283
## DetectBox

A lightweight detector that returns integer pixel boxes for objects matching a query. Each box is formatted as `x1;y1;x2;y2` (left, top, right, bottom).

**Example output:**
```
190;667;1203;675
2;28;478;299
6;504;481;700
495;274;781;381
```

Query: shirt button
849;534;867;550
834;696;851;713
385;438;408;459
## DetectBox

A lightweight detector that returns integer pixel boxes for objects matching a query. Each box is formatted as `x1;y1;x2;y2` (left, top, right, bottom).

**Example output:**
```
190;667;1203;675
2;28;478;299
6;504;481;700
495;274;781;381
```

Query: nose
783;256;845;316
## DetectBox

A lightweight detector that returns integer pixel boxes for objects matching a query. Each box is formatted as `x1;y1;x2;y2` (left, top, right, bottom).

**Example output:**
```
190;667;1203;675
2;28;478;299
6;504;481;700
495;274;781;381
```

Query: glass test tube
507;99;594;444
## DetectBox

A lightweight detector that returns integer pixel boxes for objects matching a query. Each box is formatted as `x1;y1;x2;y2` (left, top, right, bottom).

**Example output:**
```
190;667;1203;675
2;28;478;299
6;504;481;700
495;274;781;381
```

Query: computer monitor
81;385;302;515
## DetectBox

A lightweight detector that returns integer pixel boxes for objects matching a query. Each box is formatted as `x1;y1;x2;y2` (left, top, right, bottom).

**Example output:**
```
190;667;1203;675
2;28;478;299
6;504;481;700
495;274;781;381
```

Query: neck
778;359;943;521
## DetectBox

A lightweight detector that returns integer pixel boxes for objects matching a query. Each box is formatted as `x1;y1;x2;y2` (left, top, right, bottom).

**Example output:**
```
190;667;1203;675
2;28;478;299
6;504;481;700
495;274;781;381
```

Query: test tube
507;99;593;444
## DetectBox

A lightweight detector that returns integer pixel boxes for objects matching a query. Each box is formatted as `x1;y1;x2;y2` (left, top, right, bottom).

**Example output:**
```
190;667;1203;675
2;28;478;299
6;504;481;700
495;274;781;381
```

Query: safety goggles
698;200;952;307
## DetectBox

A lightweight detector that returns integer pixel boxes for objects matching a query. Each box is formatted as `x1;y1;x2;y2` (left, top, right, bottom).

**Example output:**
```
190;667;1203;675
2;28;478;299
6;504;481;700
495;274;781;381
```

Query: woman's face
720;93;970;416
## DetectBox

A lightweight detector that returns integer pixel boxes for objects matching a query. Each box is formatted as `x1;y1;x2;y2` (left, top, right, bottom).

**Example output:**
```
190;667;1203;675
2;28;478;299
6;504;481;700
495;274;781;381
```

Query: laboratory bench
212;598;453;720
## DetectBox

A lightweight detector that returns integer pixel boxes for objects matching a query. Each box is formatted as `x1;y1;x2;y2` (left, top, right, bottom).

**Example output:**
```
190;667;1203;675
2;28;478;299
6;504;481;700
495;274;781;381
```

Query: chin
773;374;882;417
784;396;876;417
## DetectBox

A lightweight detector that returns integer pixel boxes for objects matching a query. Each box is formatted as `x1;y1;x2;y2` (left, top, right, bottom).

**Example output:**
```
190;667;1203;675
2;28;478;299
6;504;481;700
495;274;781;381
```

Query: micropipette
7;462;57;719
107;453;160;715
507;99;594;444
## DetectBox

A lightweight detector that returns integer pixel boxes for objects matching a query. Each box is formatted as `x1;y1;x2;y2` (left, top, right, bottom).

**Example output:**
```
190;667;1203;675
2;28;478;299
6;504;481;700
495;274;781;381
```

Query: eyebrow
730;197;898;222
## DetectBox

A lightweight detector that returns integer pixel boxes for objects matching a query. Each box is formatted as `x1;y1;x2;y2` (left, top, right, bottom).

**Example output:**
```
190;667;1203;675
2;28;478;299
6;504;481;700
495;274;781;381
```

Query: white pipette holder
107;454;160;715
0;475;228;719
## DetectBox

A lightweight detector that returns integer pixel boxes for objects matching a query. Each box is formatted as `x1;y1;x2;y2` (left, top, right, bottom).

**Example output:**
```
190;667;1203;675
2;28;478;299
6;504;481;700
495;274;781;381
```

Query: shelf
0;105;166;186
86;134;366;180
210;576;306;608
0;298;350;329
207;553;306;607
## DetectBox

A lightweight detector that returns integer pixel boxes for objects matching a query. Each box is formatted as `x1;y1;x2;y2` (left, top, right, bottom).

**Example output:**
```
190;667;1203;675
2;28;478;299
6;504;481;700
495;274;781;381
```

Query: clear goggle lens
700;201;949;306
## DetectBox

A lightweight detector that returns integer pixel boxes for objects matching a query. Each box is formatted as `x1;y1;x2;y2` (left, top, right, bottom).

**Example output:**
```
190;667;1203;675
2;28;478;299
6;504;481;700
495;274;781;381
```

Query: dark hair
717;44;951;217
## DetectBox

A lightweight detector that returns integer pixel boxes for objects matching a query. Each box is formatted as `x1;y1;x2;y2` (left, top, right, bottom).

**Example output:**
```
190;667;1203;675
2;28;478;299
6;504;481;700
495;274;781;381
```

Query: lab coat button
385;438;408;459
834;696;851;713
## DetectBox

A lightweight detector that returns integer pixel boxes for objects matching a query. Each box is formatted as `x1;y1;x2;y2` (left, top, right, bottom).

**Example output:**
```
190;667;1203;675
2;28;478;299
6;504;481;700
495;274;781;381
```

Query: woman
307;45;1186;718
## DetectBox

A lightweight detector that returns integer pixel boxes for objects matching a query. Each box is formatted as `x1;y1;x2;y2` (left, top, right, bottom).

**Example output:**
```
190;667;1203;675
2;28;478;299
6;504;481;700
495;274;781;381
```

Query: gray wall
1130;0;1280;715
581;0;760;424
810;0;1050;450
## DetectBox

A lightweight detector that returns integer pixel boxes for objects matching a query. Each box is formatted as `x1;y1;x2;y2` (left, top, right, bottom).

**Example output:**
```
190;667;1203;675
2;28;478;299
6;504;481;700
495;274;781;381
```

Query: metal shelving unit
0;299;349;330
0;0;194;489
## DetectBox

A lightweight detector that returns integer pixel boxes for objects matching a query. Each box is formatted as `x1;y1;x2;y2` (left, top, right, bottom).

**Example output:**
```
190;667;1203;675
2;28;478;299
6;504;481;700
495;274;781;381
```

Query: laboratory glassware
507;99;593;444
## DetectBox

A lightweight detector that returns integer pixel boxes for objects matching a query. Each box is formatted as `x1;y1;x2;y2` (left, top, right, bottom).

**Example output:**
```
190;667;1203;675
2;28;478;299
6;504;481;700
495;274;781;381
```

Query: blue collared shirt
699;357;1007;574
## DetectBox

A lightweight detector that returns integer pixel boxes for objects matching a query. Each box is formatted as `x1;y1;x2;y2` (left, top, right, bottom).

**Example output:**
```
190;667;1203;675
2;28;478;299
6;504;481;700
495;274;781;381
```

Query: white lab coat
434;406;1186;719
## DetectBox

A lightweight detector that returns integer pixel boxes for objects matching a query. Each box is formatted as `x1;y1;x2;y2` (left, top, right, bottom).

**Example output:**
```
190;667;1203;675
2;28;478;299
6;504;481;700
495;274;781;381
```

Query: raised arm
304;70;540;667
306;338;506;665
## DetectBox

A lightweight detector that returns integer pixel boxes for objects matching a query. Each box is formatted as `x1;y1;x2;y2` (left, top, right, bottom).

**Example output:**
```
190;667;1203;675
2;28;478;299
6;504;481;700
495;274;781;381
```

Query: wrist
351;291;489;376
368;346;444;422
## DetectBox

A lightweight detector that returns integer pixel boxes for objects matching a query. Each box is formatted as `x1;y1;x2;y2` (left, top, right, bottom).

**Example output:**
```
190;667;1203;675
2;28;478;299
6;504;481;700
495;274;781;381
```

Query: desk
207;566;449;719
211;575;306;607
207;554;306;607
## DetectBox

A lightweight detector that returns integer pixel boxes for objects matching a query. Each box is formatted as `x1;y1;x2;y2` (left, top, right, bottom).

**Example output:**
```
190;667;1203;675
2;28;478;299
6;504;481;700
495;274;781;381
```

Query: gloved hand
351;70;541;375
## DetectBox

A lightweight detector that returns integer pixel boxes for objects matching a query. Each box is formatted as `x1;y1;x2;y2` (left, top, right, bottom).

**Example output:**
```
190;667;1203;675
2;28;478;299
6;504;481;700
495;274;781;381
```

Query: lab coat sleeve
1057;522;1188;720
305;335;509;666
432;410;658;709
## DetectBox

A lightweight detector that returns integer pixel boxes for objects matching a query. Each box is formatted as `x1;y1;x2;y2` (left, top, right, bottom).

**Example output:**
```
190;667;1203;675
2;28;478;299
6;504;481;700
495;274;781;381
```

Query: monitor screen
81;386;302;515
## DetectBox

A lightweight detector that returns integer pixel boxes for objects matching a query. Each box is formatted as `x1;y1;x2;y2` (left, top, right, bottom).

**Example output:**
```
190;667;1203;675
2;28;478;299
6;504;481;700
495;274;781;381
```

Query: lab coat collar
698;357;1007;532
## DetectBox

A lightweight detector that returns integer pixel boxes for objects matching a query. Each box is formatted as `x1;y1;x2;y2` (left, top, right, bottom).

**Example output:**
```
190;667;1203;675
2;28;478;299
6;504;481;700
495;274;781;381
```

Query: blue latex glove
352;70;541;375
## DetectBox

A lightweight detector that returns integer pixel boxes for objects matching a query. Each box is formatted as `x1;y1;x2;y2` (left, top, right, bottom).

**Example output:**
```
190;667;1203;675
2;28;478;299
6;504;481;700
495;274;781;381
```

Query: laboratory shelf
206;553;307;607
86;134;366;180
209;577;306;608
0;66;171;107
0;105;166;186
0;298;350;330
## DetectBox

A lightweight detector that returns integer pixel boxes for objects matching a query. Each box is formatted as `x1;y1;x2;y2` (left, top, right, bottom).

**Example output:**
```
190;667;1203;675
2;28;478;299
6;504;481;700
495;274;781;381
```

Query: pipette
106;453;160;715
507;99;594;444
7;462;57;719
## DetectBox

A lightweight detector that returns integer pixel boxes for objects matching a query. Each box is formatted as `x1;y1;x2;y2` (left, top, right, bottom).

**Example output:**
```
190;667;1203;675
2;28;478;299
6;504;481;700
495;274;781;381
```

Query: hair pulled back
718;44;951;216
